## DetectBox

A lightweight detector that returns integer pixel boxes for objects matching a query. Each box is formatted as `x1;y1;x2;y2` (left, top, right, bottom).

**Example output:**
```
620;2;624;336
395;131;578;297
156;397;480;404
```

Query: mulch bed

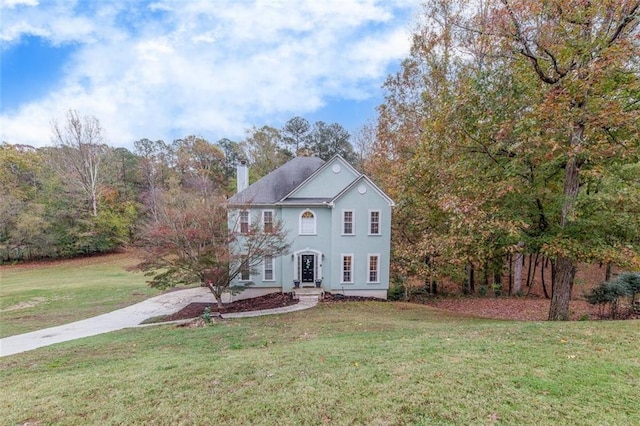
163;292;299;321
162;291;387;322
322;293;388;303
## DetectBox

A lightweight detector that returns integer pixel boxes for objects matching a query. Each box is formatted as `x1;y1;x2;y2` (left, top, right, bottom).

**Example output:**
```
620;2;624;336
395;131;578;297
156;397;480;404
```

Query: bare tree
51;110;108;217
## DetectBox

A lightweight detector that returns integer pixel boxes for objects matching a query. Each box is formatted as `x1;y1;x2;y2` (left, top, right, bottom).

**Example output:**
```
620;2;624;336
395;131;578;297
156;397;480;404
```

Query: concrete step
293;288;324;301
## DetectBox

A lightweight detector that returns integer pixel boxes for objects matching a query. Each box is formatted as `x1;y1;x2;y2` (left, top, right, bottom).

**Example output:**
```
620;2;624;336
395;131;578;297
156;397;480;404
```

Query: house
227;155;394;299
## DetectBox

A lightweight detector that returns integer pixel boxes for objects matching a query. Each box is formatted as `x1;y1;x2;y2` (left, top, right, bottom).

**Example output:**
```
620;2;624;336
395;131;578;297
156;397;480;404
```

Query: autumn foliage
369;0;640;319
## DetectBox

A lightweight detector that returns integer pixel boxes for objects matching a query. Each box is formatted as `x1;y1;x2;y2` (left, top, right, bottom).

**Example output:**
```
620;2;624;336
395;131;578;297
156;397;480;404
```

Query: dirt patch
1;296;71;313
421;297;594;321
420;296;640;321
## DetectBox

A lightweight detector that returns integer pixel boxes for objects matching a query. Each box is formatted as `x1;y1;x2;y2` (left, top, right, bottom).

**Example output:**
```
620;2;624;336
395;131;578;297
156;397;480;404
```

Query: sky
0;0;421;150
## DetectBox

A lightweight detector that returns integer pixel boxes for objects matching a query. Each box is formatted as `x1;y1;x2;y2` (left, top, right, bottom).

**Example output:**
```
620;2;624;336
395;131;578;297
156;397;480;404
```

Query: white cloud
0;0;420;148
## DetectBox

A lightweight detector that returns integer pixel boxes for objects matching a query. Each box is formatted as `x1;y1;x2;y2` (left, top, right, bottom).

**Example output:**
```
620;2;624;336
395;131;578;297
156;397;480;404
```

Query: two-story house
227;154;394;299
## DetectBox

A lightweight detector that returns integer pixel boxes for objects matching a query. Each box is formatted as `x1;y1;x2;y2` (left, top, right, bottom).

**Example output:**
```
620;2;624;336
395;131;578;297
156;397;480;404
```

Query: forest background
2;1;639;322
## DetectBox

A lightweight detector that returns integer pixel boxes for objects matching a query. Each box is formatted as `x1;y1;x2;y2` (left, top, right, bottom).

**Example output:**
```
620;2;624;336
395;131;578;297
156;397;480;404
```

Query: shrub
617;272;640;313
387;280;406;301
586;279;632;319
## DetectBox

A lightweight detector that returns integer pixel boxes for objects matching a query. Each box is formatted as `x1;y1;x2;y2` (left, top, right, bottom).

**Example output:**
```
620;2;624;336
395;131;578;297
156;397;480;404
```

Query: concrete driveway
0;287;214;358
0;288;319;358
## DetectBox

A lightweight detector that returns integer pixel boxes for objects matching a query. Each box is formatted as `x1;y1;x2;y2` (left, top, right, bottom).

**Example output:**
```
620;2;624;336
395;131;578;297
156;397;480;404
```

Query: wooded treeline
364;0;640;319
0;114;358;263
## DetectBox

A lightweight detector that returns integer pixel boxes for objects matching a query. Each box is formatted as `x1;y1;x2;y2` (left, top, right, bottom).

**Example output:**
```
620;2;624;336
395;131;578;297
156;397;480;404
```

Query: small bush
202;307;213;324
387;283;406;301
617;272;640;313
492;284;502;297
586;278;632;319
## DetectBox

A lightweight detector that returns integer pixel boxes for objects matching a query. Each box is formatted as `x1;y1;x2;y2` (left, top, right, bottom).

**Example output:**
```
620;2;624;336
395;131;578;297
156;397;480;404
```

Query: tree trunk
541;256;550;299
508;254;513;295
464;262;475;294
549;256;576;320
513;251;523;295
549;123;583;320
605;262;612;282
207;282;225;309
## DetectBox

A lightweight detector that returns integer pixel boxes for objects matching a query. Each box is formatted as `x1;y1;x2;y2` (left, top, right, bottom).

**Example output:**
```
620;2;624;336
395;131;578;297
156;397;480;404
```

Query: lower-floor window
239;256;250;281
342;254;353;283
368;254;380;283
263;255;274;281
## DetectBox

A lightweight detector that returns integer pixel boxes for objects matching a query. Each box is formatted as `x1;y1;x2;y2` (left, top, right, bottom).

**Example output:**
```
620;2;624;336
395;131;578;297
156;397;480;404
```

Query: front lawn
2;302;638;425
0;252;160;337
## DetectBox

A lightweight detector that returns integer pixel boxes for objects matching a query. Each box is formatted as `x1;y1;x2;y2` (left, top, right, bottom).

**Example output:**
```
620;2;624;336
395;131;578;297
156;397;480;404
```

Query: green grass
2;302;639;425
0;252;161;337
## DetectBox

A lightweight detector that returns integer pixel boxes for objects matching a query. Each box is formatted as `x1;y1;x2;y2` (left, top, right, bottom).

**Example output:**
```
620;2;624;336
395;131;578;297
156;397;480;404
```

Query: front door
301;254;314;283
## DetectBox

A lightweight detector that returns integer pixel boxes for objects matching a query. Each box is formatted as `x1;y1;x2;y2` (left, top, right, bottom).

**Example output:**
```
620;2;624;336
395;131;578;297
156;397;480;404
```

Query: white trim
368;210;381;236
262;209;274;233
341;253;354;284
341;209;355;235
367;254;380;284
263;255;275;282
299;209;317;235
292;248;323;283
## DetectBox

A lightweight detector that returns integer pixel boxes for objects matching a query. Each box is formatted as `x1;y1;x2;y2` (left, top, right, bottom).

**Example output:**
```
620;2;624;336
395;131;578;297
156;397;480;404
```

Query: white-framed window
342;210;354;235
239;255;250;281
342;254;354;283
262;210;274;233
299;210;316;235
240;210;250;234
369;210;381;235
263;255;274;281
368;254;380;283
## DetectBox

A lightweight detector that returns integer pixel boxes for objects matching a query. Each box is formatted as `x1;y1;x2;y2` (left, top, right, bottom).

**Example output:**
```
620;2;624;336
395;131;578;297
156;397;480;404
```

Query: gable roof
328;174;395;207
227;156;325;205
279;154;360;202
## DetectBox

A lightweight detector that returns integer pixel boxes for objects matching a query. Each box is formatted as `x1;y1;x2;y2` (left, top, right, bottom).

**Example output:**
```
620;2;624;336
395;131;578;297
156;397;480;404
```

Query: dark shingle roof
227;156;325;205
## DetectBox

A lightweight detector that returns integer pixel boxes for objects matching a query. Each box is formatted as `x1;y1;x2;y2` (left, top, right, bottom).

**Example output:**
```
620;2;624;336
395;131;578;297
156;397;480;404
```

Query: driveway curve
0;288;317;357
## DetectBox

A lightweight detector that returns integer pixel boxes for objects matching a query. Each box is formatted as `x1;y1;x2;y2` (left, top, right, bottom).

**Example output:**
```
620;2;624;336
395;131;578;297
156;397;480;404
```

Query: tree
484;0;640;319
216;138;246;193
134;138;173;222
281;116;311;154
372;0;640;320
172;135;226;196
51;110;108;217
306;121;357;162
136;185;290;308
241;126;293;180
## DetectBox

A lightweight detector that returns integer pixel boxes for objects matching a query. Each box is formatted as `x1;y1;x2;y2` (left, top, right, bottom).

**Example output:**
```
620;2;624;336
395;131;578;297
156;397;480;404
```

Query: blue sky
1;0;420;149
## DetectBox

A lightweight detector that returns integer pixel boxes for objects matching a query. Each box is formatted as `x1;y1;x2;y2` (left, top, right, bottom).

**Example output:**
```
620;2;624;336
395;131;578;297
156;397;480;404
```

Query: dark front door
301;254;314;283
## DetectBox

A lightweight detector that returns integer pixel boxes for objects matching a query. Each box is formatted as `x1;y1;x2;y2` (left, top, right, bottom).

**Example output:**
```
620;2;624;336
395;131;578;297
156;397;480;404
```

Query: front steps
292;287;324;301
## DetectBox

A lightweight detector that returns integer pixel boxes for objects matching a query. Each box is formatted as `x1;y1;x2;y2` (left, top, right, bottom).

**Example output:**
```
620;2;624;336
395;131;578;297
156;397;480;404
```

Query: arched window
299;210;316;235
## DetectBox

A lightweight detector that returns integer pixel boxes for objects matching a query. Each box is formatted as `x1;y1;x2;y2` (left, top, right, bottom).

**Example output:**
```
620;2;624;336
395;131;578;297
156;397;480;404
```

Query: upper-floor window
342;210;354;235
240;211;250;234
369;210;380;235
262;210;274;233
300;210;316;235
